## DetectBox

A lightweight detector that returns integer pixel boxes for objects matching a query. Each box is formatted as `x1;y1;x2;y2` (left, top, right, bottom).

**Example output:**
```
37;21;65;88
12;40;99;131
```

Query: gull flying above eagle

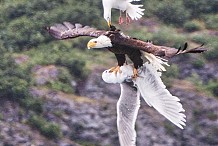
102;0;145;26
47;22;206;146
47;22;206;78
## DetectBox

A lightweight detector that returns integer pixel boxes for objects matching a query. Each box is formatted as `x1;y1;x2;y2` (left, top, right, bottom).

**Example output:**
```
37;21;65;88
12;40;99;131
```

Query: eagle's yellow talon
109;66;121;74
132;68;139;79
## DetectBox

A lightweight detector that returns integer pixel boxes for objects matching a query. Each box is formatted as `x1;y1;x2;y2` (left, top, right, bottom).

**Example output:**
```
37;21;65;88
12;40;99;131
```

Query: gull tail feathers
126;3;144;20
144;52;169;71
134;63;186;129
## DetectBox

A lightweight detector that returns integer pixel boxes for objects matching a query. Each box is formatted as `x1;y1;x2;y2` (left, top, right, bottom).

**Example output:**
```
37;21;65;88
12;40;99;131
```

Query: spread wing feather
134;63;186;129
110;33;207;58
47;22;207;57
117;82;140;146
47;22;106;39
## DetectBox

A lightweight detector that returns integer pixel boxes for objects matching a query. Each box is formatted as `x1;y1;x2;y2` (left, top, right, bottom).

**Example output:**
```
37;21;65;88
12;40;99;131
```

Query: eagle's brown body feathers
108;46;143;68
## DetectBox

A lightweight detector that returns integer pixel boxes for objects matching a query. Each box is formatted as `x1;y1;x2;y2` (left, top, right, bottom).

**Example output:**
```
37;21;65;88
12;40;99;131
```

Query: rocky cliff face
0;55;218;146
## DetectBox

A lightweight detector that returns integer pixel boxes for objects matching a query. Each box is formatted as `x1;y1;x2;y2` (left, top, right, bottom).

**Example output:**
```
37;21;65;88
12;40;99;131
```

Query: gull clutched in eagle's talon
109;66;122;74
102;64;186;146
109;66;139;79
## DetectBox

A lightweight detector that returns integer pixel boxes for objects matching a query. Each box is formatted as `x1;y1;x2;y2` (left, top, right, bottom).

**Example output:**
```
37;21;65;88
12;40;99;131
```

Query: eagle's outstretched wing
109;32;207;58
117;82;140;146
47;22;106;40
47;22;207;58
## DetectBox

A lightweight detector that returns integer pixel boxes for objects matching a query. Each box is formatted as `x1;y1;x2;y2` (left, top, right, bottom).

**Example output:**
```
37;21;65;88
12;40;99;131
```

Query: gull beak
87;41;96;49
107;19;111;27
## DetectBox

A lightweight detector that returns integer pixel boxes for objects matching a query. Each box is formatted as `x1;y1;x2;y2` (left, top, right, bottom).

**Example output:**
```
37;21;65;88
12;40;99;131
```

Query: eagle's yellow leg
109;66;121;74
132;68;139;79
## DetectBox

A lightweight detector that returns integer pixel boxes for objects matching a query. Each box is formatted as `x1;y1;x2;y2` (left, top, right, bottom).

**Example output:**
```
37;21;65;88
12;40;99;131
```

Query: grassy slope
0;0;218;144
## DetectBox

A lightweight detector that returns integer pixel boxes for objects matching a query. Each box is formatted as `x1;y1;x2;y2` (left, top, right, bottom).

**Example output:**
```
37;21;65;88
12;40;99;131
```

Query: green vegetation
143;0;217;26
191;57;206;69
70;122;101;146
207;112;218;121
20;97;44;113
162;64;180;88
187;73;218;98
33;66;75;93
164;122;176;135
184;20;204;32
155;0;190;26
28;114;62;139
0;54;31;100
151;26;186;47
204;14;218;29
205;80;218;97
76;141;101;146
0;0;217;142
204;47;218;61
0;113;3;120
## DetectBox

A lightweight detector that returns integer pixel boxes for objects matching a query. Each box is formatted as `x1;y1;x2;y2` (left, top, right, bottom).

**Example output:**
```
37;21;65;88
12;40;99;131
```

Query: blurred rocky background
0;0;218;145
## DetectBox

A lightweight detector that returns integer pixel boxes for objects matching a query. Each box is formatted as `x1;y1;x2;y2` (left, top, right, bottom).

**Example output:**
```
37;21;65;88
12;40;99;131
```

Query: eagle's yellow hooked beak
87;41;97;49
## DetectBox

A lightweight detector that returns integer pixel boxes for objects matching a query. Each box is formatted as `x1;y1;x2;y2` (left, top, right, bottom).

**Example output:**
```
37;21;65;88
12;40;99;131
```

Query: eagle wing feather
47;22;207;58
110;33;207;58
47;22;106;40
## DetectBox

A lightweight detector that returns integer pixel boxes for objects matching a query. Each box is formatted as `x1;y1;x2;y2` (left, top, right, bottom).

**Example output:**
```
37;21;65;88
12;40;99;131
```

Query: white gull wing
117;82;140;146
134;63;186;129
102;0;144;22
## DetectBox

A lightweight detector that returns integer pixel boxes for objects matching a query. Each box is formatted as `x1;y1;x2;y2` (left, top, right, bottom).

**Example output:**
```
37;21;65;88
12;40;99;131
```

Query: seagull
102;0;145;26
102;63;186;146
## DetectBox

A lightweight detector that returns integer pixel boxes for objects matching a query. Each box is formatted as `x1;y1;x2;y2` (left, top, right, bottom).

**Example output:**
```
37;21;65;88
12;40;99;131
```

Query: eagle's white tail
134;63;186;129
126;3;144;20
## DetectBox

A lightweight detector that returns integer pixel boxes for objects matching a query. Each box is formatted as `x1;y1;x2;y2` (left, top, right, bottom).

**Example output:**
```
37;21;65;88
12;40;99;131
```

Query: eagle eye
94;41;97;43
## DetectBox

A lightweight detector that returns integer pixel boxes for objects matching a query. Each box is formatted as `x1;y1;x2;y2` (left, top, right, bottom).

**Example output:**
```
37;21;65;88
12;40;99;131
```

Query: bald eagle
102;0;144;26
47;22;206;78
102;63;186;146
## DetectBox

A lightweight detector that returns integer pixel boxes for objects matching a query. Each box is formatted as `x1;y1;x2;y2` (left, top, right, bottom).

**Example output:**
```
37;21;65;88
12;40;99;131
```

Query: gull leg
119;11;124;25
126;12;131;25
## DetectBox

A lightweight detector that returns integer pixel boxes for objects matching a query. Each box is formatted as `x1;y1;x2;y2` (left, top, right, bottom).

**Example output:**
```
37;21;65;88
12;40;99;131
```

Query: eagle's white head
87;35;112;49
